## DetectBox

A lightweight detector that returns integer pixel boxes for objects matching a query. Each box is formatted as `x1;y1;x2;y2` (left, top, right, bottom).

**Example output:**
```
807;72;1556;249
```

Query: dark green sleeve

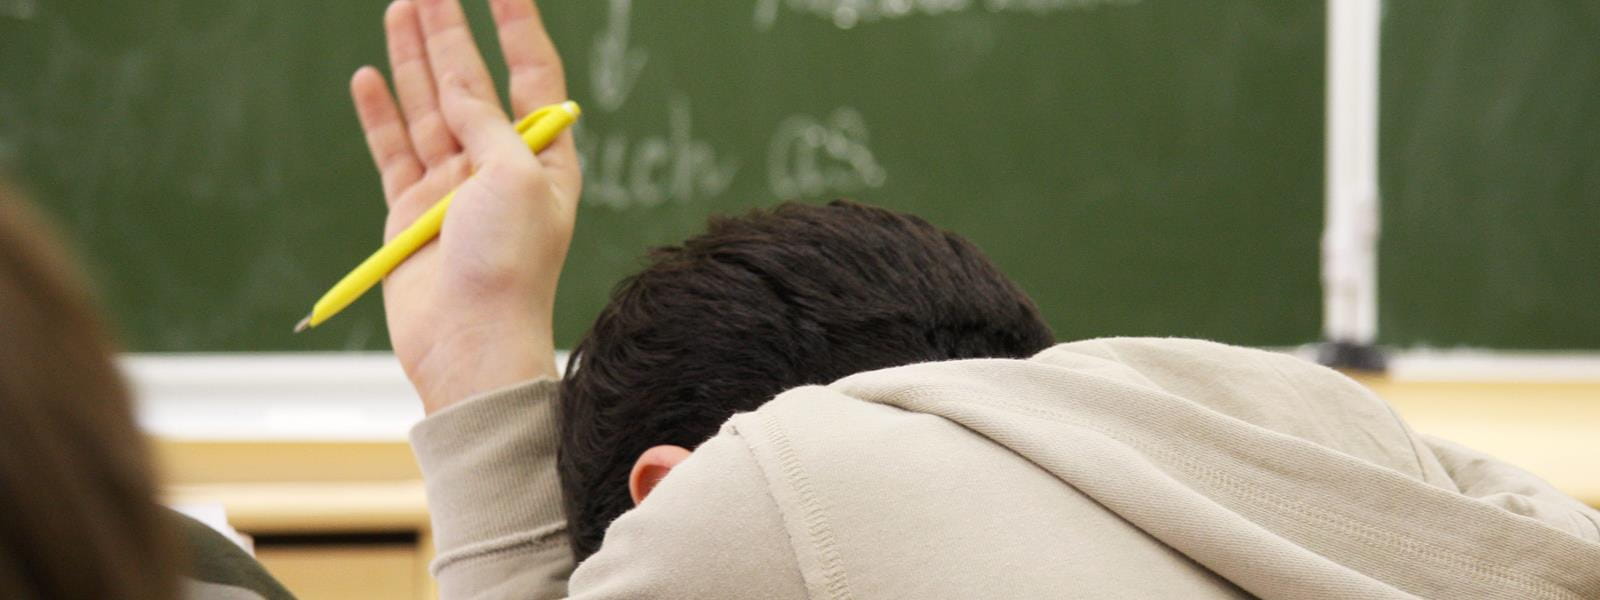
169;509;296;600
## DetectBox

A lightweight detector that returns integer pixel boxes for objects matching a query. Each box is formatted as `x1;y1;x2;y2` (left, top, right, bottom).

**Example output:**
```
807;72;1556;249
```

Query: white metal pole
1323;0;1382;347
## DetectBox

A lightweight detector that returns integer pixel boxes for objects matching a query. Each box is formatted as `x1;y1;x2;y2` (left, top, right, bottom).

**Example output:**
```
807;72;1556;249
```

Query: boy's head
558;200;1053;559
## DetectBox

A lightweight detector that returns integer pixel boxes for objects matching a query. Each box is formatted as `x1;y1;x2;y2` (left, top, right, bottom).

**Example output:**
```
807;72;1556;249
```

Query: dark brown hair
558;200;1054;559
0;186;179;598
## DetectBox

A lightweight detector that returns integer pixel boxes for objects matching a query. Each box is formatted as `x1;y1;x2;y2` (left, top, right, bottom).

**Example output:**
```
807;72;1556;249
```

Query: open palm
349;0;581;412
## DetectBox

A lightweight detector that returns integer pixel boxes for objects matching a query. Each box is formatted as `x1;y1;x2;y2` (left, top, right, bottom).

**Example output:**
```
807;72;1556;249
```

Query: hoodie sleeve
409;380;809;600
409;379;577;599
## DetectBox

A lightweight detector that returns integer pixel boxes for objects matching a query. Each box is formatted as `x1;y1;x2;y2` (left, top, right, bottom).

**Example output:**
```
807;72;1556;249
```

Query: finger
350;66;424;203
385;0;460;168
414;0;505;131
488;0;565;116
434;65;534;168
489;0;581;197
434;85;560;242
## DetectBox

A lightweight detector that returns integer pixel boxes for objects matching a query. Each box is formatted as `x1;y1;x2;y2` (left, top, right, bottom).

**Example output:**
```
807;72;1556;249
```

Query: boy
355;1;1600;597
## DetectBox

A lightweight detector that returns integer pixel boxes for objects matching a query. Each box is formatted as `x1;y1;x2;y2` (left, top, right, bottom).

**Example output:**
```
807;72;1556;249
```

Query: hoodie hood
827;337;1600;599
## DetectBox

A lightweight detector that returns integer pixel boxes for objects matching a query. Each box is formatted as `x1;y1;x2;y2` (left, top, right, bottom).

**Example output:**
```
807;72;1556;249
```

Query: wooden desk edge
166;480;430;535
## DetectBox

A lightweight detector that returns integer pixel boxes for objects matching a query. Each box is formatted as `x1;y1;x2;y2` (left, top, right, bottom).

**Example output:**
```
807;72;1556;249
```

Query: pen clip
515;104;564;135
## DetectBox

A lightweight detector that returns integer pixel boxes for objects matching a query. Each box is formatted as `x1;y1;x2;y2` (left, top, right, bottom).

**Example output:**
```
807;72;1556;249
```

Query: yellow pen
295;100;581;332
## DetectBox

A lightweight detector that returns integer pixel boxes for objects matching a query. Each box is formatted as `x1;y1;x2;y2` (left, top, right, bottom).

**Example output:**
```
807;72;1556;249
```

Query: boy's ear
628;444;692;505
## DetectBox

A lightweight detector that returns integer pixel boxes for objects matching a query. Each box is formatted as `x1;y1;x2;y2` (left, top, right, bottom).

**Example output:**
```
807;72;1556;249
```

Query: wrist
407;313;558;414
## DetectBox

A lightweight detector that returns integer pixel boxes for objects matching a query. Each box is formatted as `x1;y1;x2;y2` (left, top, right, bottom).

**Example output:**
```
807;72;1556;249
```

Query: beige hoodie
410;338;1600;599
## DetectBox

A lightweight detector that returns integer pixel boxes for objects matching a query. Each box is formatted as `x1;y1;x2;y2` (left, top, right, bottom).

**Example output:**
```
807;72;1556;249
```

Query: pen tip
293;315;312;333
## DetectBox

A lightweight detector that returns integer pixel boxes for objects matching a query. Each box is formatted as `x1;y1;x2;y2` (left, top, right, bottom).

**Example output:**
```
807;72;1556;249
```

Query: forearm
409;378;574;599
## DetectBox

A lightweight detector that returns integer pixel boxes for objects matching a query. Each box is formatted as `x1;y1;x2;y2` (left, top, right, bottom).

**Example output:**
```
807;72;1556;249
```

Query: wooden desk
156;440;434;600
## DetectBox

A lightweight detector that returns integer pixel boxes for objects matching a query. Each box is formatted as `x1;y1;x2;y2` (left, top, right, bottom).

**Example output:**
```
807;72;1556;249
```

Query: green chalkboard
0;0;1327;352
1379;1;1600;349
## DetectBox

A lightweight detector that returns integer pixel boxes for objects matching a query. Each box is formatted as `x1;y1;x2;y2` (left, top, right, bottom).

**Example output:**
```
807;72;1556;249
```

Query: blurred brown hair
0;184;178;598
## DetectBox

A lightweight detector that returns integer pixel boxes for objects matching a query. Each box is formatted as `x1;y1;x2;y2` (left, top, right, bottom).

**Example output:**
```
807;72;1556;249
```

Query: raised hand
349;0;579;413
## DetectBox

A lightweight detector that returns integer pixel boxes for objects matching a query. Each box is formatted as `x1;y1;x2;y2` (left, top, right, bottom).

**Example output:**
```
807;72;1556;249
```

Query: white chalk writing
580;0;890;207
0;0;37;20
768;107;886;199
590;0;648;112
579;96;740;210
755;0;1140;31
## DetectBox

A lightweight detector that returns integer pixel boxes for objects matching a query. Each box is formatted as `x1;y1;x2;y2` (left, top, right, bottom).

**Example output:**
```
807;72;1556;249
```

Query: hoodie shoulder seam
744;411;856;600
